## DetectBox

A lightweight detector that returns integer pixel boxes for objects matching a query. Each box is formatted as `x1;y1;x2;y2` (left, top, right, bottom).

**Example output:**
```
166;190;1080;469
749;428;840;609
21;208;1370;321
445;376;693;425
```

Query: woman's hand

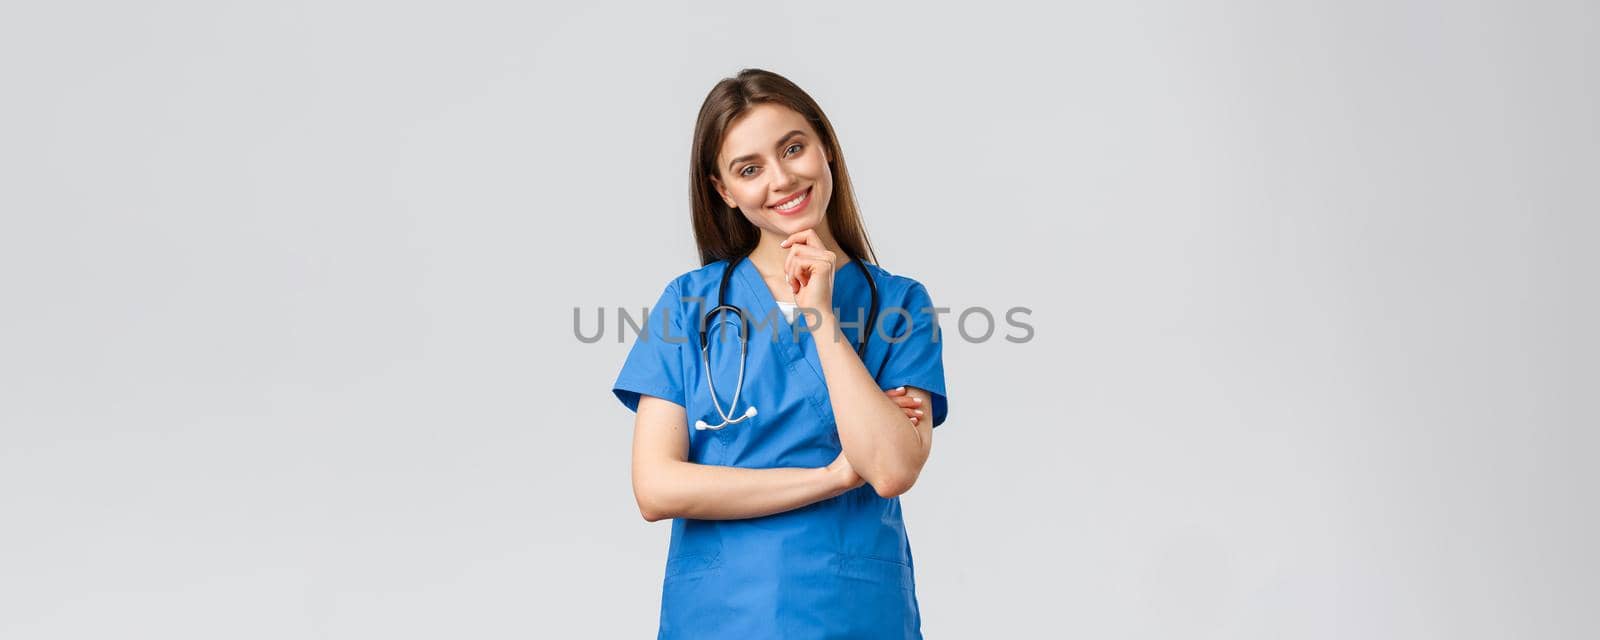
825;450;865;493
780;229;837;314
884;386;926;427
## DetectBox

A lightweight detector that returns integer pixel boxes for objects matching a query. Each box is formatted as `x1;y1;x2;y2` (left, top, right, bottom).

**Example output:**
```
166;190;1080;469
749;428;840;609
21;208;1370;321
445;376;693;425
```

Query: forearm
810;310;931;496
635;459;852;522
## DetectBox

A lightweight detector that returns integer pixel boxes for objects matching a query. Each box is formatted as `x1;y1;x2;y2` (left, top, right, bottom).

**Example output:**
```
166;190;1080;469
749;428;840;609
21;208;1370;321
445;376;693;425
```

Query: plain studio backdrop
1;1;1594;638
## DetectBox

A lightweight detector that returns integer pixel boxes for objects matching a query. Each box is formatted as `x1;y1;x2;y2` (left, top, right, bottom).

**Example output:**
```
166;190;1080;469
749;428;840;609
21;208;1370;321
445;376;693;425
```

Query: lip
768;186;812;216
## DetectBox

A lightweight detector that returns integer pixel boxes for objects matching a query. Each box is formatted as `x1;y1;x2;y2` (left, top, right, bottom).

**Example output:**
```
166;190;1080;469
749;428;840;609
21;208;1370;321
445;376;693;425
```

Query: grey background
2;1;1595;638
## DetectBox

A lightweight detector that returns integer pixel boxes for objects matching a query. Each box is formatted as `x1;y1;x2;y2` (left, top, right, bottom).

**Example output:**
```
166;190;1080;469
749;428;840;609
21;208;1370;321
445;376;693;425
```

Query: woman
612;68;949;639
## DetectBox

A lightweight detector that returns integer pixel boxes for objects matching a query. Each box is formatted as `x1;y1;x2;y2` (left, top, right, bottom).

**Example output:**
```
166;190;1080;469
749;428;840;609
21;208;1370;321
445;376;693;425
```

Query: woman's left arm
810;313;933;498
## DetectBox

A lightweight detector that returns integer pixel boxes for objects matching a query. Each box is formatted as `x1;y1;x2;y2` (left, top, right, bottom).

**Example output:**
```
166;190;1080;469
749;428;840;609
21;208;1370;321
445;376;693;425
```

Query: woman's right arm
631;394;864;521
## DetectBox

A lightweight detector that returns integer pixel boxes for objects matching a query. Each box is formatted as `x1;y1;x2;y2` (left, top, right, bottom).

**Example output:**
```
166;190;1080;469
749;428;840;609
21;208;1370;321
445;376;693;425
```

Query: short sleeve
612;281;689;412
875;281;950;427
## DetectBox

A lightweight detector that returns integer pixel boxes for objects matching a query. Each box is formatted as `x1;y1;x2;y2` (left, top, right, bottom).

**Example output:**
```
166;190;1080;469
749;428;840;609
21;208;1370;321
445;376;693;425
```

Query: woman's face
713;103;833;238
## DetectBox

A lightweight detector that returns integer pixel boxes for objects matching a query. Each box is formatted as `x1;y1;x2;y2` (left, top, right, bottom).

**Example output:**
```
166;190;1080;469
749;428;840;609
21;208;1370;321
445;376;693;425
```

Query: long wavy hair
689;68;877;267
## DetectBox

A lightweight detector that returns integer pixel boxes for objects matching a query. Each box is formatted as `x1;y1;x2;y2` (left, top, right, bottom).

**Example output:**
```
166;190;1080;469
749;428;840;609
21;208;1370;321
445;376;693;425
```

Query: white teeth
773;189;808;211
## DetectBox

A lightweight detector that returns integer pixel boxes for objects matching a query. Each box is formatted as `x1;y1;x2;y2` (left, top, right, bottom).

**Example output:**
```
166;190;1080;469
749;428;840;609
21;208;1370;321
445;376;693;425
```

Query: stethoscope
693;252;879;431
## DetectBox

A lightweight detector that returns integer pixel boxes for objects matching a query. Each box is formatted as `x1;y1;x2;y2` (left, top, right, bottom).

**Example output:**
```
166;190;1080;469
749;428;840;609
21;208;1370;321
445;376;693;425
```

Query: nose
767;162;797;192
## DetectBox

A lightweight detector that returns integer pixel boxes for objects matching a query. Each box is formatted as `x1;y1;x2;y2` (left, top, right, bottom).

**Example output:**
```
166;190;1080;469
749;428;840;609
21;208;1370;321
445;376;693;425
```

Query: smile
770;187;812;215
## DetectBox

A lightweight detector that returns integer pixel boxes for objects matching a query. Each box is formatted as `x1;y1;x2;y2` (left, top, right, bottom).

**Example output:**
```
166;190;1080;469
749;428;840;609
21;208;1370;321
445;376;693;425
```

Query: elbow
635;492;672;522
635;490;661;522
872;471;919;499
867;455;927;498
632;469;676;522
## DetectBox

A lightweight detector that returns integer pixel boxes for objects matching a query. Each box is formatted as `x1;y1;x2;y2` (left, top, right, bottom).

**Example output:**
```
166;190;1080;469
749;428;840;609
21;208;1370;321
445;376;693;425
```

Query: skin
631;103;935;521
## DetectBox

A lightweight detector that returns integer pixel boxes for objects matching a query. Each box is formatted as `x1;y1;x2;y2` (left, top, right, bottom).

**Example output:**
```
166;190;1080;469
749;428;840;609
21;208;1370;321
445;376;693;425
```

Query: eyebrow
726;130;807;171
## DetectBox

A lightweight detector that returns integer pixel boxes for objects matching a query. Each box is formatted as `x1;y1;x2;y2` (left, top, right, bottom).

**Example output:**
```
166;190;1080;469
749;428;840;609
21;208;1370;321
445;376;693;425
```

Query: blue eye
736;144;802;178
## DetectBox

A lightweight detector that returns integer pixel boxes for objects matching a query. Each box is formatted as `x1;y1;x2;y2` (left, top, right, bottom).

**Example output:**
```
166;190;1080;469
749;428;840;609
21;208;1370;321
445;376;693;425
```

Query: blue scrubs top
613;258;949;639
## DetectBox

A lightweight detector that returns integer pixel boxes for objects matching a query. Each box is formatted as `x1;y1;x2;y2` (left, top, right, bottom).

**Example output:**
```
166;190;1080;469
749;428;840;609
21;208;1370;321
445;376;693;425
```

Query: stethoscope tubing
695;252;879;431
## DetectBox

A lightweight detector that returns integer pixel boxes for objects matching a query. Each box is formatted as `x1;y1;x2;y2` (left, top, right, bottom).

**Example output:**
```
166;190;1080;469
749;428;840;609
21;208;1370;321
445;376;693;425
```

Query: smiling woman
688;72;874;274
613;68;951;639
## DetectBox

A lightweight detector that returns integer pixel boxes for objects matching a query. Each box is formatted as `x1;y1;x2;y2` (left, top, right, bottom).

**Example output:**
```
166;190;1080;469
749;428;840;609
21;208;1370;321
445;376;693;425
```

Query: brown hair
689;68;877;267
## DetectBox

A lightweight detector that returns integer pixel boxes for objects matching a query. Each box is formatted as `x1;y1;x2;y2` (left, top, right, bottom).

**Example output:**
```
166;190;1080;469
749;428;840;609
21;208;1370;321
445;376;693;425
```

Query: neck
747;224;851;280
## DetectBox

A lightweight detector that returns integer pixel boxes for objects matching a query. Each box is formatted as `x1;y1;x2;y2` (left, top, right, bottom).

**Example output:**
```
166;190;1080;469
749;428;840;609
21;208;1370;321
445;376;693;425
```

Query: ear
710;176;734;207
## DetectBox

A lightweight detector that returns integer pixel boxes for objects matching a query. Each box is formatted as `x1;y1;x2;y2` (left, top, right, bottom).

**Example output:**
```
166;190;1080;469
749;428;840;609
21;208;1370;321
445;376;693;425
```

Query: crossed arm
630;384;932;522
809;309;936;498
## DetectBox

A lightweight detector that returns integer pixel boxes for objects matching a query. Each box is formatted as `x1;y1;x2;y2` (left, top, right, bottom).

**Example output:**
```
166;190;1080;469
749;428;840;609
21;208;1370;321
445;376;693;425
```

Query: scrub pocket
836;554;914;592
658;552;732;639
663;552;722;583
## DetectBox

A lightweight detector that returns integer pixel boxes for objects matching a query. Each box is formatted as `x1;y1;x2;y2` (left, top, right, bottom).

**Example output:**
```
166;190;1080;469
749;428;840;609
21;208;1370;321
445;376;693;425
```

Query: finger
894;397;918;408
786;245;822;279
789;257;805;293
787;245;835;267
785;250;806;293
801;255;834;274
784;251;819;286
885;386;908;397
799;257;830;285
785;243;825;258
782;229;820;248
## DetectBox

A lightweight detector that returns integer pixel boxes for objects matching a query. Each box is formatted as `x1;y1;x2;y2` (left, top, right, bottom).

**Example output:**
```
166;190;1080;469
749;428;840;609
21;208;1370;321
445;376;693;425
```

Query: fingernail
914;409;924;416
913;397;923;405
896;386;905;392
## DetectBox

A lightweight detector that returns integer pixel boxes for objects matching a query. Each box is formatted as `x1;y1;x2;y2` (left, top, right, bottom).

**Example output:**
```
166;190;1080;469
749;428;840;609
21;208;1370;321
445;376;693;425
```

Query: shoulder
642;261;735;313
858;262;937;306
659;261;733;298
